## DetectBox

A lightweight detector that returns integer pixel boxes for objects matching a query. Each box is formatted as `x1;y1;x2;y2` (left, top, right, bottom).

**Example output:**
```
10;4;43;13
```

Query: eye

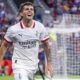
26;8;29;10
30;8;34;11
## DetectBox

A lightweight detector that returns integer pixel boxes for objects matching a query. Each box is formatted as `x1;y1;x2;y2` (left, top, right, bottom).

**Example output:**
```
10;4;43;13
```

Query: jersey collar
20;20;35;29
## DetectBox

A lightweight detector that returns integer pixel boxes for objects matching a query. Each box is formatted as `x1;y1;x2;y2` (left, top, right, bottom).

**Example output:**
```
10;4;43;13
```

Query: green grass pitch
0;76;14;80
0;75;80;80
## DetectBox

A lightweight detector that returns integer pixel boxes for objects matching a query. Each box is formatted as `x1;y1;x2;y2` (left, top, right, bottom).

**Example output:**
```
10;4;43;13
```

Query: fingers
47;64;54;78
48;68;54;78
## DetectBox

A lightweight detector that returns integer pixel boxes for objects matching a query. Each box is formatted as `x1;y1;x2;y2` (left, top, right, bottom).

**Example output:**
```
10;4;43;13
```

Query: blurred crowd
0;1;17;39
44;0;80;17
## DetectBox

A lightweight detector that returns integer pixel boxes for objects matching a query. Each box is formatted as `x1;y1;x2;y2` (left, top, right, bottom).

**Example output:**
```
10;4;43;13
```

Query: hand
0;48;4;60
45;62;54;78
0;53;4;60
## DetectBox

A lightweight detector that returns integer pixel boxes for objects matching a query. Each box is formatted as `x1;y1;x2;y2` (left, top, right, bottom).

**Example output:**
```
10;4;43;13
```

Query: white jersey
4;20;49;70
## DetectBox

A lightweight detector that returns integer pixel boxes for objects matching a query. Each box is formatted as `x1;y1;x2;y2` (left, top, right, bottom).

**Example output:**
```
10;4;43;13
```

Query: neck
22;19;33;28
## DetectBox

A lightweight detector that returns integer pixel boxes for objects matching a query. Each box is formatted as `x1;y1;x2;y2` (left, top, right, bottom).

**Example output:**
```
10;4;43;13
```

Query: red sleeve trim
41;38;49;42
3;37;13;44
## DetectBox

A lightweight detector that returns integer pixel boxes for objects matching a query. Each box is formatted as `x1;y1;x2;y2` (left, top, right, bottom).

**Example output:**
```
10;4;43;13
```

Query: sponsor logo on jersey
18;39;37;49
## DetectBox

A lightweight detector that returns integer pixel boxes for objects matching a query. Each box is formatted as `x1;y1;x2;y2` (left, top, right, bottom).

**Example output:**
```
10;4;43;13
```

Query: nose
28;9;31;12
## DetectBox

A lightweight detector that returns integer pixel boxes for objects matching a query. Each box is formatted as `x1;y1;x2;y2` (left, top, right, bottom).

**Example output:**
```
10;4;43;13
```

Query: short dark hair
19;2;34;13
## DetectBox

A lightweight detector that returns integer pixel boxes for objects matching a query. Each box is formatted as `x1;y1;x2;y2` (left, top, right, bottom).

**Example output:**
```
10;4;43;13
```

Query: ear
19;12;23;17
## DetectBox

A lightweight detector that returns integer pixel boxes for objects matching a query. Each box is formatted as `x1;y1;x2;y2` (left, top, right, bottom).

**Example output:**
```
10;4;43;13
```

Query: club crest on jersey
35;31;39;37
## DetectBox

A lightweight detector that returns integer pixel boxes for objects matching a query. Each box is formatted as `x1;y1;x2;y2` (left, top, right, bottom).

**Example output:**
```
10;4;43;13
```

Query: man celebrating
0;2;53;80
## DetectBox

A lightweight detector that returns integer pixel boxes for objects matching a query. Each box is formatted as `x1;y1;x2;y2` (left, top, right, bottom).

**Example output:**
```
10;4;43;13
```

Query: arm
39;22;53;77
42;40;51;63
0;26;13;60
42;39;53;77
0;40;9;60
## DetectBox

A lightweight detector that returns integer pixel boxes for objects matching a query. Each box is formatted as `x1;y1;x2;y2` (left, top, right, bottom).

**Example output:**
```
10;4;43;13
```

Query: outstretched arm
0;40;8;60
42;39;53;77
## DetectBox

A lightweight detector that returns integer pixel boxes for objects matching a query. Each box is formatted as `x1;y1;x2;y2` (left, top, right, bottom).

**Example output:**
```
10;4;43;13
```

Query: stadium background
0;0;80;80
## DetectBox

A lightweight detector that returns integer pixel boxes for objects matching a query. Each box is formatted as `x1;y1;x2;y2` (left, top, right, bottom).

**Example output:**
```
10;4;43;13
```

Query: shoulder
35;20;45;28
8;22;20;31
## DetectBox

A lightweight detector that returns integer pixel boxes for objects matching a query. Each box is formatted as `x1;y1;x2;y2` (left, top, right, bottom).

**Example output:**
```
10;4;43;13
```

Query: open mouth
27;14;32;17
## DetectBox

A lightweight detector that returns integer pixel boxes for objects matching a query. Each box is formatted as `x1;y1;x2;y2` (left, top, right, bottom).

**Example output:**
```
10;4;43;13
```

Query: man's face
21;5;34;20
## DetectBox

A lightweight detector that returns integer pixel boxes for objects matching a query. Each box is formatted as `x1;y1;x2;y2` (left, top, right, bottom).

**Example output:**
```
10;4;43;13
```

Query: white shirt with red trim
4;20;49;70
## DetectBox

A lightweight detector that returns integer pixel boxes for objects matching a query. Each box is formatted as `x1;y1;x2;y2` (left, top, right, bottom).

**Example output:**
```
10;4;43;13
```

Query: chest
13;28;40;42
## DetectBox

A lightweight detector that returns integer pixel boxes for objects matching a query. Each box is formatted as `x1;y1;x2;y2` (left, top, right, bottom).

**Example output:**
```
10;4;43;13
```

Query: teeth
28;15;31;16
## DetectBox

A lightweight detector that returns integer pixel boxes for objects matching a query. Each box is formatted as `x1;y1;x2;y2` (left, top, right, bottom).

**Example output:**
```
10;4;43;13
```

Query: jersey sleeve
39;24;49;42
4;28;13;42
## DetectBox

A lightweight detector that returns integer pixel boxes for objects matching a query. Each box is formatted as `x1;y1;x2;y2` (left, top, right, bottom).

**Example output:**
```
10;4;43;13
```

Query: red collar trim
20;21;23;29
33;21;35;28
20;21;35;29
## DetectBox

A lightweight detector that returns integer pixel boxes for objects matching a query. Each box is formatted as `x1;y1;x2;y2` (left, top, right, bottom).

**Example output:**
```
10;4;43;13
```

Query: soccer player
0;2;53;80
